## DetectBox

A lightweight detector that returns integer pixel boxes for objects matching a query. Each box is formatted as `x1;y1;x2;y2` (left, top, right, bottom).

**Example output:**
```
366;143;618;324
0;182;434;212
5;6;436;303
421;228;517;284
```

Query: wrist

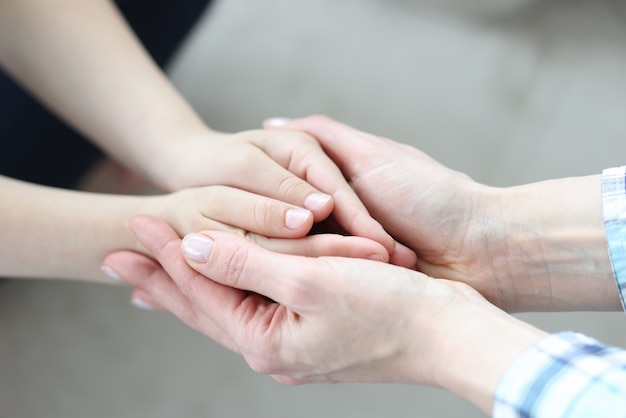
141;126;217;192
483;175;618;311
428;292;546;414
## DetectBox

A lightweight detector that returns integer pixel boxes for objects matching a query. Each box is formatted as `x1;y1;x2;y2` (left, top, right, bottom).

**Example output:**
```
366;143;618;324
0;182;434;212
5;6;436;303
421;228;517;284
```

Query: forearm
0;0;209;185
439;312;626;417
430;300;547;414
0;175;153;282
480;175;619;311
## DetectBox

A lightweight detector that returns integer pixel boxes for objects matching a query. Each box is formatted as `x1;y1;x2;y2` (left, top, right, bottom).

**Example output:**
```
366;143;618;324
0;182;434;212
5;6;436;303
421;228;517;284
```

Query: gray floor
3;0;626;416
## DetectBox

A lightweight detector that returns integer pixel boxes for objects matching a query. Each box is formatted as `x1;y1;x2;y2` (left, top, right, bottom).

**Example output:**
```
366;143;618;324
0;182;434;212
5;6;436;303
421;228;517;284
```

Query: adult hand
265;116;619;312
103;214;545;415
264;116;493;300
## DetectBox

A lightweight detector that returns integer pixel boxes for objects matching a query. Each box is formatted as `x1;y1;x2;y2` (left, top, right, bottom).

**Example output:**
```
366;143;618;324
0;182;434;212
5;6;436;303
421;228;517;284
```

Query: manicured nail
131;297;155;311
304;193;332;212
101;265;122;281
264;117;292;127
285;208;312;230
182;233;214;263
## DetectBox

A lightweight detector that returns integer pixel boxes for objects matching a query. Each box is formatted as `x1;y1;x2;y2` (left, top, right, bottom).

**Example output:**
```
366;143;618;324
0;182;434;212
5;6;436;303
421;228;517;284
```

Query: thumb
180;230;327;309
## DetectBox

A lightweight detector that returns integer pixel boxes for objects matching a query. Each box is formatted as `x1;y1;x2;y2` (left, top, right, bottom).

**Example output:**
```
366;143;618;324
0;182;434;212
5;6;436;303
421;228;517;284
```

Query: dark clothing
0;0;212;189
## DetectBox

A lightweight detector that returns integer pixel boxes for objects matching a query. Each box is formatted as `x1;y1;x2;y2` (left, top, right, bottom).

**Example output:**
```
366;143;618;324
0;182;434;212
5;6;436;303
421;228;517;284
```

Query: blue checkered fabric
602;166;626;310
493;332;626;418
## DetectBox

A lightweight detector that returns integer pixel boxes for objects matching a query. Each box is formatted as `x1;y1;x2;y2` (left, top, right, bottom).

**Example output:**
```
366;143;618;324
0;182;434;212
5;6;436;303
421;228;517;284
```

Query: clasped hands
103;115;617;413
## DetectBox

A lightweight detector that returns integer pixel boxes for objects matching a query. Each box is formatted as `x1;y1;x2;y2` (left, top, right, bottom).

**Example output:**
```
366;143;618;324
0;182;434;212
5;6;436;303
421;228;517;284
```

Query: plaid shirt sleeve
493;331;626;418
602;166;626;310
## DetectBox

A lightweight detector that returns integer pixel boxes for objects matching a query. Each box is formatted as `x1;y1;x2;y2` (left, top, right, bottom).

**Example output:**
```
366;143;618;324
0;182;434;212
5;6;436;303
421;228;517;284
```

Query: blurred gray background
3;0;626;416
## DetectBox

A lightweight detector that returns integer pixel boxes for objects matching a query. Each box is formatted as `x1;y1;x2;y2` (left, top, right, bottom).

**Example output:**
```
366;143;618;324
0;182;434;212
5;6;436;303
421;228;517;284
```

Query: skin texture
1;0;617;409
104;214;546;414
103;115;620;413
266;116;620;312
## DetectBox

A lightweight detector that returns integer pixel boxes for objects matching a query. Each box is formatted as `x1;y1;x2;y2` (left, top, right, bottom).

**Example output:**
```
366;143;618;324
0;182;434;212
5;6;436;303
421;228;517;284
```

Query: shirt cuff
493;331;626;418
602;166;626;311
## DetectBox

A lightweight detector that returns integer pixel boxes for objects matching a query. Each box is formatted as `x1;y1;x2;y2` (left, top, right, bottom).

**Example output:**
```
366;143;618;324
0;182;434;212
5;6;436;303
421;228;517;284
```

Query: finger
169;186;389;260
389;242;418;269
326;188;396;255
104;250;186;313
264;115;383;179
104;243;238;352
209;138;334;223
266;116;421;266
125;215;279;340
238;155;334;223
178;229;327;309
130;288;165;311
185;186;315;238
258;127;396;255
229;233;390;262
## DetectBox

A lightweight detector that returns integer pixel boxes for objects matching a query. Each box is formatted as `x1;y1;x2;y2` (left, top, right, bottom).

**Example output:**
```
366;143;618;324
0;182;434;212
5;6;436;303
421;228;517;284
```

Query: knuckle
241;230;263;245
252;199;278;232
221;147;263;178
290;132;320;153
291;131;317;145
219;244;250;289
154;236;184;262
281;275;315;307
278;176;310;200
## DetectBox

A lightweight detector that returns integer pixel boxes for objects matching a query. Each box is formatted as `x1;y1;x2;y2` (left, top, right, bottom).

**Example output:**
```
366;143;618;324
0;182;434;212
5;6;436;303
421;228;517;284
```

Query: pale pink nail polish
182;233;214;263
131;297;156;311
264;117;292;127
285;208;311;230
304;193;331;212
101;265;122;281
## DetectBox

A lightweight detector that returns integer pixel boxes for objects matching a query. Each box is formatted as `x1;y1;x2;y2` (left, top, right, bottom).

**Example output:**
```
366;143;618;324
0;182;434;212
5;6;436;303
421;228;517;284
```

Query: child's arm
0;0;400;257
0;175;389;282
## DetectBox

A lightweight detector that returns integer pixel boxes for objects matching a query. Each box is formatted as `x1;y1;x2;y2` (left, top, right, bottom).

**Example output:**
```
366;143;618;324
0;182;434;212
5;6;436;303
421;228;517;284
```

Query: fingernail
285;208;312;230
101;265;122;281
182;233;214;263
264;117;292;127
304;193;332;212
367;254;385;262
131;297;156;311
